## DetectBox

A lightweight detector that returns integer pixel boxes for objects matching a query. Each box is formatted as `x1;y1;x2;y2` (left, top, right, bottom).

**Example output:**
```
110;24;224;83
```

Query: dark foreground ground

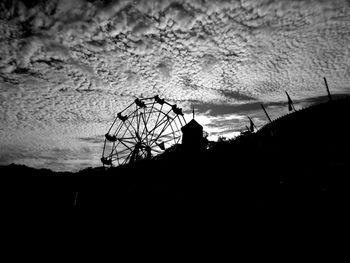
1;98;350;248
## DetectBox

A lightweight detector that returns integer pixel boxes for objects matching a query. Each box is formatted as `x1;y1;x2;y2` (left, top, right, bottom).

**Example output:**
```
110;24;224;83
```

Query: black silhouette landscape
2;96;349;233
2;2;350;246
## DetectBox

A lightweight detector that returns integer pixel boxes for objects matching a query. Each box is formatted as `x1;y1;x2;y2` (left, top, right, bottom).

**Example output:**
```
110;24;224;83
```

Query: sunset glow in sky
1;0;350;171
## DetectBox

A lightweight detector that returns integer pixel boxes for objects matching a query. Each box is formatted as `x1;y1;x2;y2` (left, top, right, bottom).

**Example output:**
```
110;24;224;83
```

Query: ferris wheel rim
101;95;187;167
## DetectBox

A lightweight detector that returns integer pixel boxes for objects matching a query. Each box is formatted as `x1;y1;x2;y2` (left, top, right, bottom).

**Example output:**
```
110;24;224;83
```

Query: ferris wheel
101;95;187;167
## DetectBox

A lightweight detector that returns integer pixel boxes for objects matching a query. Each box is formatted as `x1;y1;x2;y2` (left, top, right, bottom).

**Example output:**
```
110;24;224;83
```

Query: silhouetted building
181;119;205;151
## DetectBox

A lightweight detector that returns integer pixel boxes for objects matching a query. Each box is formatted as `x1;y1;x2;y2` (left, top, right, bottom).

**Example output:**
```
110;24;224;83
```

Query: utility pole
248;116;257;131
285;91;296;111
261;104;272;123
323;77;332;102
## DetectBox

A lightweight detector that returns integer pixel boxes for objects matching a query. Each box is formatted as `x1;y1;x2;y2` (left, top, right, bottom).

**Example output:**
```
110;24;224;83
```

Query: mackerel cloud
1;0;350;170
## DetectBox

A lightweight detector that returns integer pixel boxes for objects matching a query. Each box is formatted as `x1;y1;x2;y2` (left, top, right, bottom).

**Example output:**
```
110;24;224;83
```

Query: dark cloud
78;136;103;144
192;99;302;117
220;90;257;101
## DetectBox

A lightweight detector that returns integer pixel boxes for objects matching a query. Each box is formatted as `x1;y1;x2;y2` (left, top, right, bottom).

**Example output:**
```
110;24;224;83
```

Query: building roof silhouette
181;119;203;133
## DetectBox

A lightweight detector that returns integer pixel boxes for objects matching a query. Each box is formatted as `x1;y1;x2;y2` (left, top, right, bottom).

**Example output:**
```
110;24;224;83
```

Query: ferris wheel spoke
118;140;137;146
117;137;138;145
113;121;124;136
116;149;132;157
107;118;123;138
138;112;146;142
118;123;134;143
120;102;135;114
167;119;177;144
125;108;138;120
125;113;139;139
140;101;156;144
122;155;131;165
119;150;133;161
139;132;151;146
145;101;155;125
115;154;130;163
172;117;182;136
135;111;148;140
150;104;165;139
107;116;118;134
135;112;140;135
140;111;151;144
116;154;131;163
116;146;135;155
121;149;136;164
116;149;133;158
118;136;137;141
111;154;121;161
124;120;138;142
116;108;138;138
147;120;171;145
141;131;153;146
113;147;123;162
127;108;138;121
147;114;169;137
151;115;177;146
140;116;169;145
105;141;117;154
155;108;172;129
118;140;136;152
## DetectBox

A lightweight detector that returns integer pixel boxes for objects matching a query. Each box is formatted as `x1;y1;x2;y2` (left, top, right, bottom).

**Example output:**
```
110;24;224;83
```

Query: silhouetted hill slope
257;96;350;147
1;97;349;232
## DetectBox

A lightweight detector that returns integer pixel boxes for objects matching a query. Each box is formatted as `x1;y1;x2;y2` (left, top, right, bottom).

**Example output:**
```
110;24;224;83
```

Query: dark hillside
1;97;349;233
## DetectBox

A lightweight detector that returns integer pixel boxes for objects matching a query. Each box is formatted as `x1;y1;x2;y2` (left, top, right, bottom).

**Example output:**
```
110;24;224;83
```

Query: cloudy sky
1;0;350;171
